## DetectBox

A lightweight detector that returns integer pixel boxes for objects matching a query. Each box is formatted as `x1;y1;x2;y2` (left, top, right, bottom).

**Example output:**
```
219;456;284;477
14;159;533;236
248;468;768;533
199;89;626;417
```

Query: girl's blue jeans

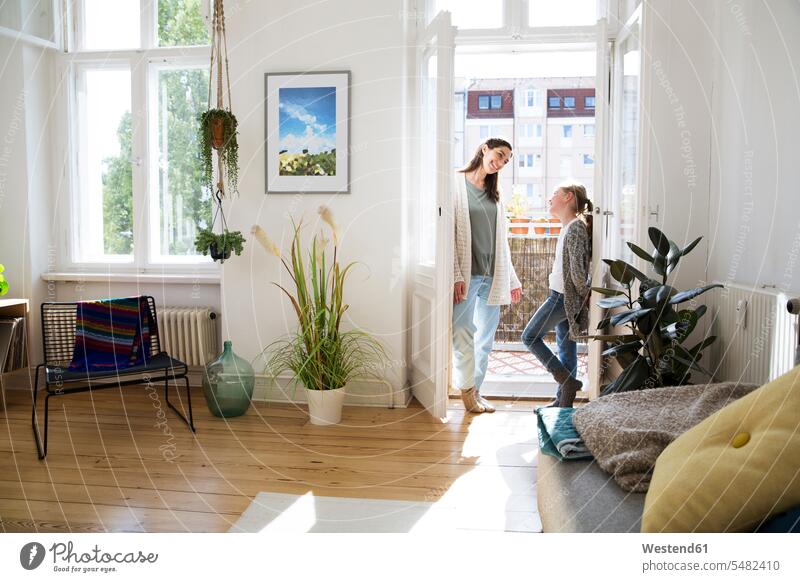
451;275;501;390
521;290;578;398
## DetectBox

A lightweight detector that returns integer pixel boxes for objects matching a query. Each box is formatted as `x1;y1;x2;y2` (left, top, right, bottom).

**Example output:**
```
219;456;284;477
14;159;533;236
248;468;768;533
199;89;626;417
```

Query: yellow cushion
642;365;800;532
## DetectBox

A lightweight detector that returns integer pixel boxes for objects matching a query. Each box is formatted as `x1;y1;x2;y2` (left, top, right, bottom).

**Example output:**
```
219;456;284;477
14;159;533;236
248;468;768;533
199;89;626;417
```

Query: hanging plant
199;108;239;195
194;227;245;262
197;0;239;197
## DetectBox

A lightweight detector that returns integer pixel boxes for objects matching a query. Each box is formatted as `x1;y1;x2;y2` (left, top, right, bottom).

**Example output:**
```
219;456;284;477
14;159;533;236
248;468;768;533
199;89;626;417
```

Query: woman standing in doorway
522;182;592;408
452;138;522;414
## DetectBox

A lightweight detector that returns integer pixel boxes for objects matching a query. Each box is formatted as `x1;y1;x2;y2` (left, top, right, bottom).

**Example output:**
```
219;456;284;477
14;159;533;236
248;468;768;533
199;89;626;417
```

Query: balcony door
408;11;455;419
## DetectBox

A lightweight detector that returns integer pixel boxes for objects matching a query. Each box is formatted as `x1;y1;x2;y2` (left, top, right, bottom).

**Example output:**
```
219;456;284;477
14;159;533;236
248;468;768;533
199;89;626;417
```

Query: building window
535;124;543;138
526;183;534;196
548;96;560;108
479;125;489;139
478;94;502;110
563;96;575;109
583;154;595;166
526;88;541;107
585;95;596;108
562;125;573;138
584;123;596;137
66;0;211;266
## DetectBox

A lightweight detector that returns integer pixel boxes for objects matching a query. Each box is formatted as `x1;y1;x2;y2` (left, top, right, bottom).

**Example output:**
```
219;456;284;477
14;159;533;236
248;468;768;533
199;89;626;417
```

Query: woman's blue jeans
452;275;501;391
521;290;578;397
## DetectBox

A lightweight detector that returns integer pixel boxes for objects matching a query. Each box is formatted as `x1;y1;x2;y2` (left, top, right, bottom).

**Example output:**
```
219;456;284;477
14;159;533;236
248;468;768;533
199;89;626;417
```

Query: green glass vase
202;340;255;418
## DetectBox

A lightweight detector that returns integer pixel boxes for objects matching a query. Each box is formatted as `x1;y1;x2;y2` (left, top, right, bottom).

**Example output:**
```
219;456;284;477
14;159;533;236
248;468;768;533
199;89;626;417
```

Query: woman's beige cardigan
452;173;521;305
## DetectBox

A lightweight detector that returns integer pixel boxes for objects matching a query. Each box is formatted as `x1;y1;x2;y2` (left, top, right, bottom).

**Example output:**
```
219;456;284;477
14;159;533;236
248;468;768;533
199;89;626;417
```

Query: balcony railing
496;227;559;344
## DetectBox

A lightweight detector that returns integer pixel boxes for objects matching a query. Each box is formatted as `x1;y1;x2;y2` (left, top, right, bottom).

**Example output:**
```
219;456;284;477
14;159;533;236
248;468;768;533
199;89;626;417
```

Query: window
74;66;134;260
82;0;140;50
526;183;534;196
519;153;540;169
527;154;534;167
480;125;490;139
478;95;490;109
535;124;543;138
432;0;504;30
585;95;596;108
584;123;596;137
562;125;573;138
525;88;541;107
549;96;560;108
66;0;212;267
490;94;502;109
529;0;597;27
563;96;576;108
583;154;595;166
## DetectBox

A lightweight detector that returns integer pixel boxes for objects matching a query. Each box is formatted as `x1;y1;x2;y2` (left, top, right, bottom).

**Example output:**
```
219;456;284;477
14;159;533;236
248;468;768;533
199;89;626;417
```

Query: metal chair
31;296;195;459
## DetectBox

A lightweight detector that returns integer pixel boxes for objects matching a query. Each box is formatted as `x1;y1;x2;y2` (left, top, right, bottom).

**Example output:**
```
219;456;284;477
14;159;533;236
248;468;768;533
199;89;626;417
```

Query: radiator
708;283;797;384
156;307;218;366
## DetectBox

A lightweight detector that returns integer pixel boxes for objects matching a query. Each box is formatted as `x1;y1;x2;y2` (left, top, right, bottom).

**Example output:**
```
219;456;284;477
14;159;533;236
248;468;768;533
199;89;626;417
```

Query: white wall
0;36;53;364
708;0;800;296
640;0;715;294
220;0;409;396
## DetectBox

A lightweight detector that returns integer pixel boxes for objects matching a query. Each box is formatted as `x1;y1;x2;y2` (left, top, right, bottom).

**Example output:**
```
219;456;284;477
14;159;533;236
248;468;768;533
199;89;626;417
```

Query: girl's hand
454;281;466;304
511;287;522;304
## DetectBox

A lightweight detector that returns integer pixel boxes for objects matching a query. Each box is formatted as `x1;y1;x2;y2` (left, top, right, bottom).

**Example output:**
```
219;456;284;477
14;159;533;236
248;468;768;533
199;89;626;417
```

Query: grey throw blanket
573;382;759;493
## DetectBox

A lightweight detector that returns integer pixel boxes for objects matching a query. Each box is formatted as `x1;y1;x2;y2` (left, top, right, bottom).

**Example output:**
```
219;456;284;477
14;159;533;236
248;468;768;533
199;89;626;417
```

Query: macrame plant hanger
208;0;233;197
205;0;234;262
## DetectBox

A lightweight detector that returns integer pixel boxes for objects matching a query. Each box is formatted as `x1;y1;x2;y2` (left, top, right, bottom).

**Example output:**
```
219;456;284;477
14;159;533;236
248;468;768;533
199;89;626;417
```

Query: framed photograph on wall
264;71;350;194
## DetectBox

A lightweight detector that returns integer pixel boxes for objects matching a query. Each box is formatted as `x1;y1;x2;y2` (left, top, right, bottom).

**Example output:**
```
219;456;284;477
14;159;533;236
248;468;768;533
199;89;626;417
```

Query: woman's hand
511;287;522;304
453;281;466;304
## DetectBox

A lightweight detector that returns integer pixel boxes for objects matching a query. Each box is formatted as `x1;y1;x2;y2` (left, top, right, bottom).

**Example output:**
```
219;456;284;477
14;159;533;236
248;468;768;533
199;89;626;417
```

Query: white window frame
55;0;215;273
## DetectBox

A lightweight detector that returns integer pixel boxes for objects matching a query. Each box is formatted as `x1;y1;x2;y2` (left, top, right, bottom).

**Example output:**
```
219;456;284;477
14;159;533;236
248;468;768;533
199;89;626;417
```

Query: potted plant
586;227;723;394
198;108;239;195
253;207;387;425
0;263;8;296
194;227;246;262
507;192;530;235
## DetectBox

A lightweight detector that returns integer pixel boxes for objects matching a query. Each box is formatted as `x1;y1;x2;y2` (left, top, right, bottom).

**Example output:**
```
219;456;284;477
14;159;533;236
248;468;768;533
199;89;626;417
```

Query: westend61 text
642;543;708;554
49;542;159;564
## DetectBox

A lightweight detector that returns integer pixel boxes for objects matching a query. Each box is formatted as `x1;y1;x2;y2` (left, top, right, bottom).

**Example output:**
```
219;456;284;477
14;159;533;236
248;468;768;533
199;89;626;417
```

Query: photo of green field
279;149;336;176
278;86;337;176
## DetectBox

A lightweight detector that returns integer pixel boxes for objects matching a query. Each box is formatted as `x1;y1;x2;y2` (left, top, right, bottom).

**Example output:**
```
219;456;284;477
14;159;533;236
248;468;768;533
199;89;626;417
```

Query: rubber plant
588;227;723;394
195;0;243;263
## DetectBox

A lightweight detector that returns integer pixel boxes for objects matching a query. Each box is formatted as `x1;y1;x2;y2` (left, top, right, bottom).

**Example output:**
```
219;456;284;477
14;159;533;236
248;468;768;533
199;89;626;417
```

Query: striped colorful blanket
68;297;153;373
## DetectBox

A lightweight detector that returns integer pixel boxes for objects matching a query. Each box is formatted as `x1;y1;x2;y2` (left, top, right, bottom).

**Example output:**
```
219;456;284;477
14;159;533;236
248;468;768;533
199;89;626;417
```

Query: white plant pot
305;386;346;425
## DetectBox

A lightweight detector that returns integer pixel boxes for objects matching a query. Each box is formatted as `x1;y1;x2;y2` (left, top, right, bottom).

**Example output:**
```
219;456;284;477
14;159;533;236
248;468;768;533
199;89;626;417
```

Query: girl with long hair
522;181;593;408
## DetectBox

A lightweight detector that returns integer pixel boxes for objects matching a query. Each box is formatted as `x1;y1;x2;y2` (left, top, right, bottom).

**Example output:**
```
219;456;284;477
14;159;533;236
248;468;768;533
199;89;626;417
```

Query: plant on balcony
588;227;723;394
507;192;530;234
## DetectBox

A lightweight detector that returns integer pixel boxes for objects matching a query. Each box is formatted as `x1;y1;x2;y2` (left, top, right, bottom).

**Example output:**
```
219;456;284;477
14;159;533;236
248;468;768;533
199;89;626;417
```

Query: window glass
562;125;573;138
585;95;596;108
490;94;502;109
548;96;560;108
83;0;140;50
75;67;134;261
158;0;210;47
583;153;594;165
433;0;503;30
150;65;212;261
478;95;489;109
528;0;597;27
563;96;575;108
584;123;596;137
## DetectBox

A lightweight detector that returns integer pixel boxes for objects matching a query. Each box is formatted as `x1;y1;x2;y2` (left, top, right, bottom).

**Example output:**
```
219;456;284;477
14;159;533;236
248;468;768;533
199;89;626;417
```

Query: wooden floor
0;387;541;533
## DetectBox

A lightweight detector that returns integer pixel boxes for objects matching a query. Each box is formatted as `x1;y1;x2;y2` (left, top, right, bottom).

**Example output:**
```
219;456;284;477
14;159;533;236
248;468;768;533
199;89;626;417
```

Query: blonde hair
557;180;593;246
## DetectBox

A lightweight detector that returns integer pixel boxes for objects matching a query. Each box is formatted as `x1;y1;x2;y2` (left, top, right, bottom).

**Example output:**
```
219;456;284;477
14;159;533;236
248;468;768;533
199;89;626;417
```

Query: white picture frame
264;71;350;194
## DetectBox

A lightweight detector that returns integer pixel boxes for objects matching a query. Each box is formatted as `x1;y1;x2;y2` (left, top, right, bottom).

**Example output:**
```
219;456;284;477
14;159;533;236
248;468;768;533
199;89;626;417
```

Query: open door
587;15;611;398
587;8;644;398
409;11;455;419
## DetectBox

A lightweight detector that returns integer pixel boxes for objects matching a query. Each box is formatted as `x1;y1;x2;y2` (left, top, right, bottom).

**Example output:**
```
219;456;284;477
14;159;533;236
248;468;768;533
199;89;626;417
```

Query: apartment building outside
455;77;596;216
